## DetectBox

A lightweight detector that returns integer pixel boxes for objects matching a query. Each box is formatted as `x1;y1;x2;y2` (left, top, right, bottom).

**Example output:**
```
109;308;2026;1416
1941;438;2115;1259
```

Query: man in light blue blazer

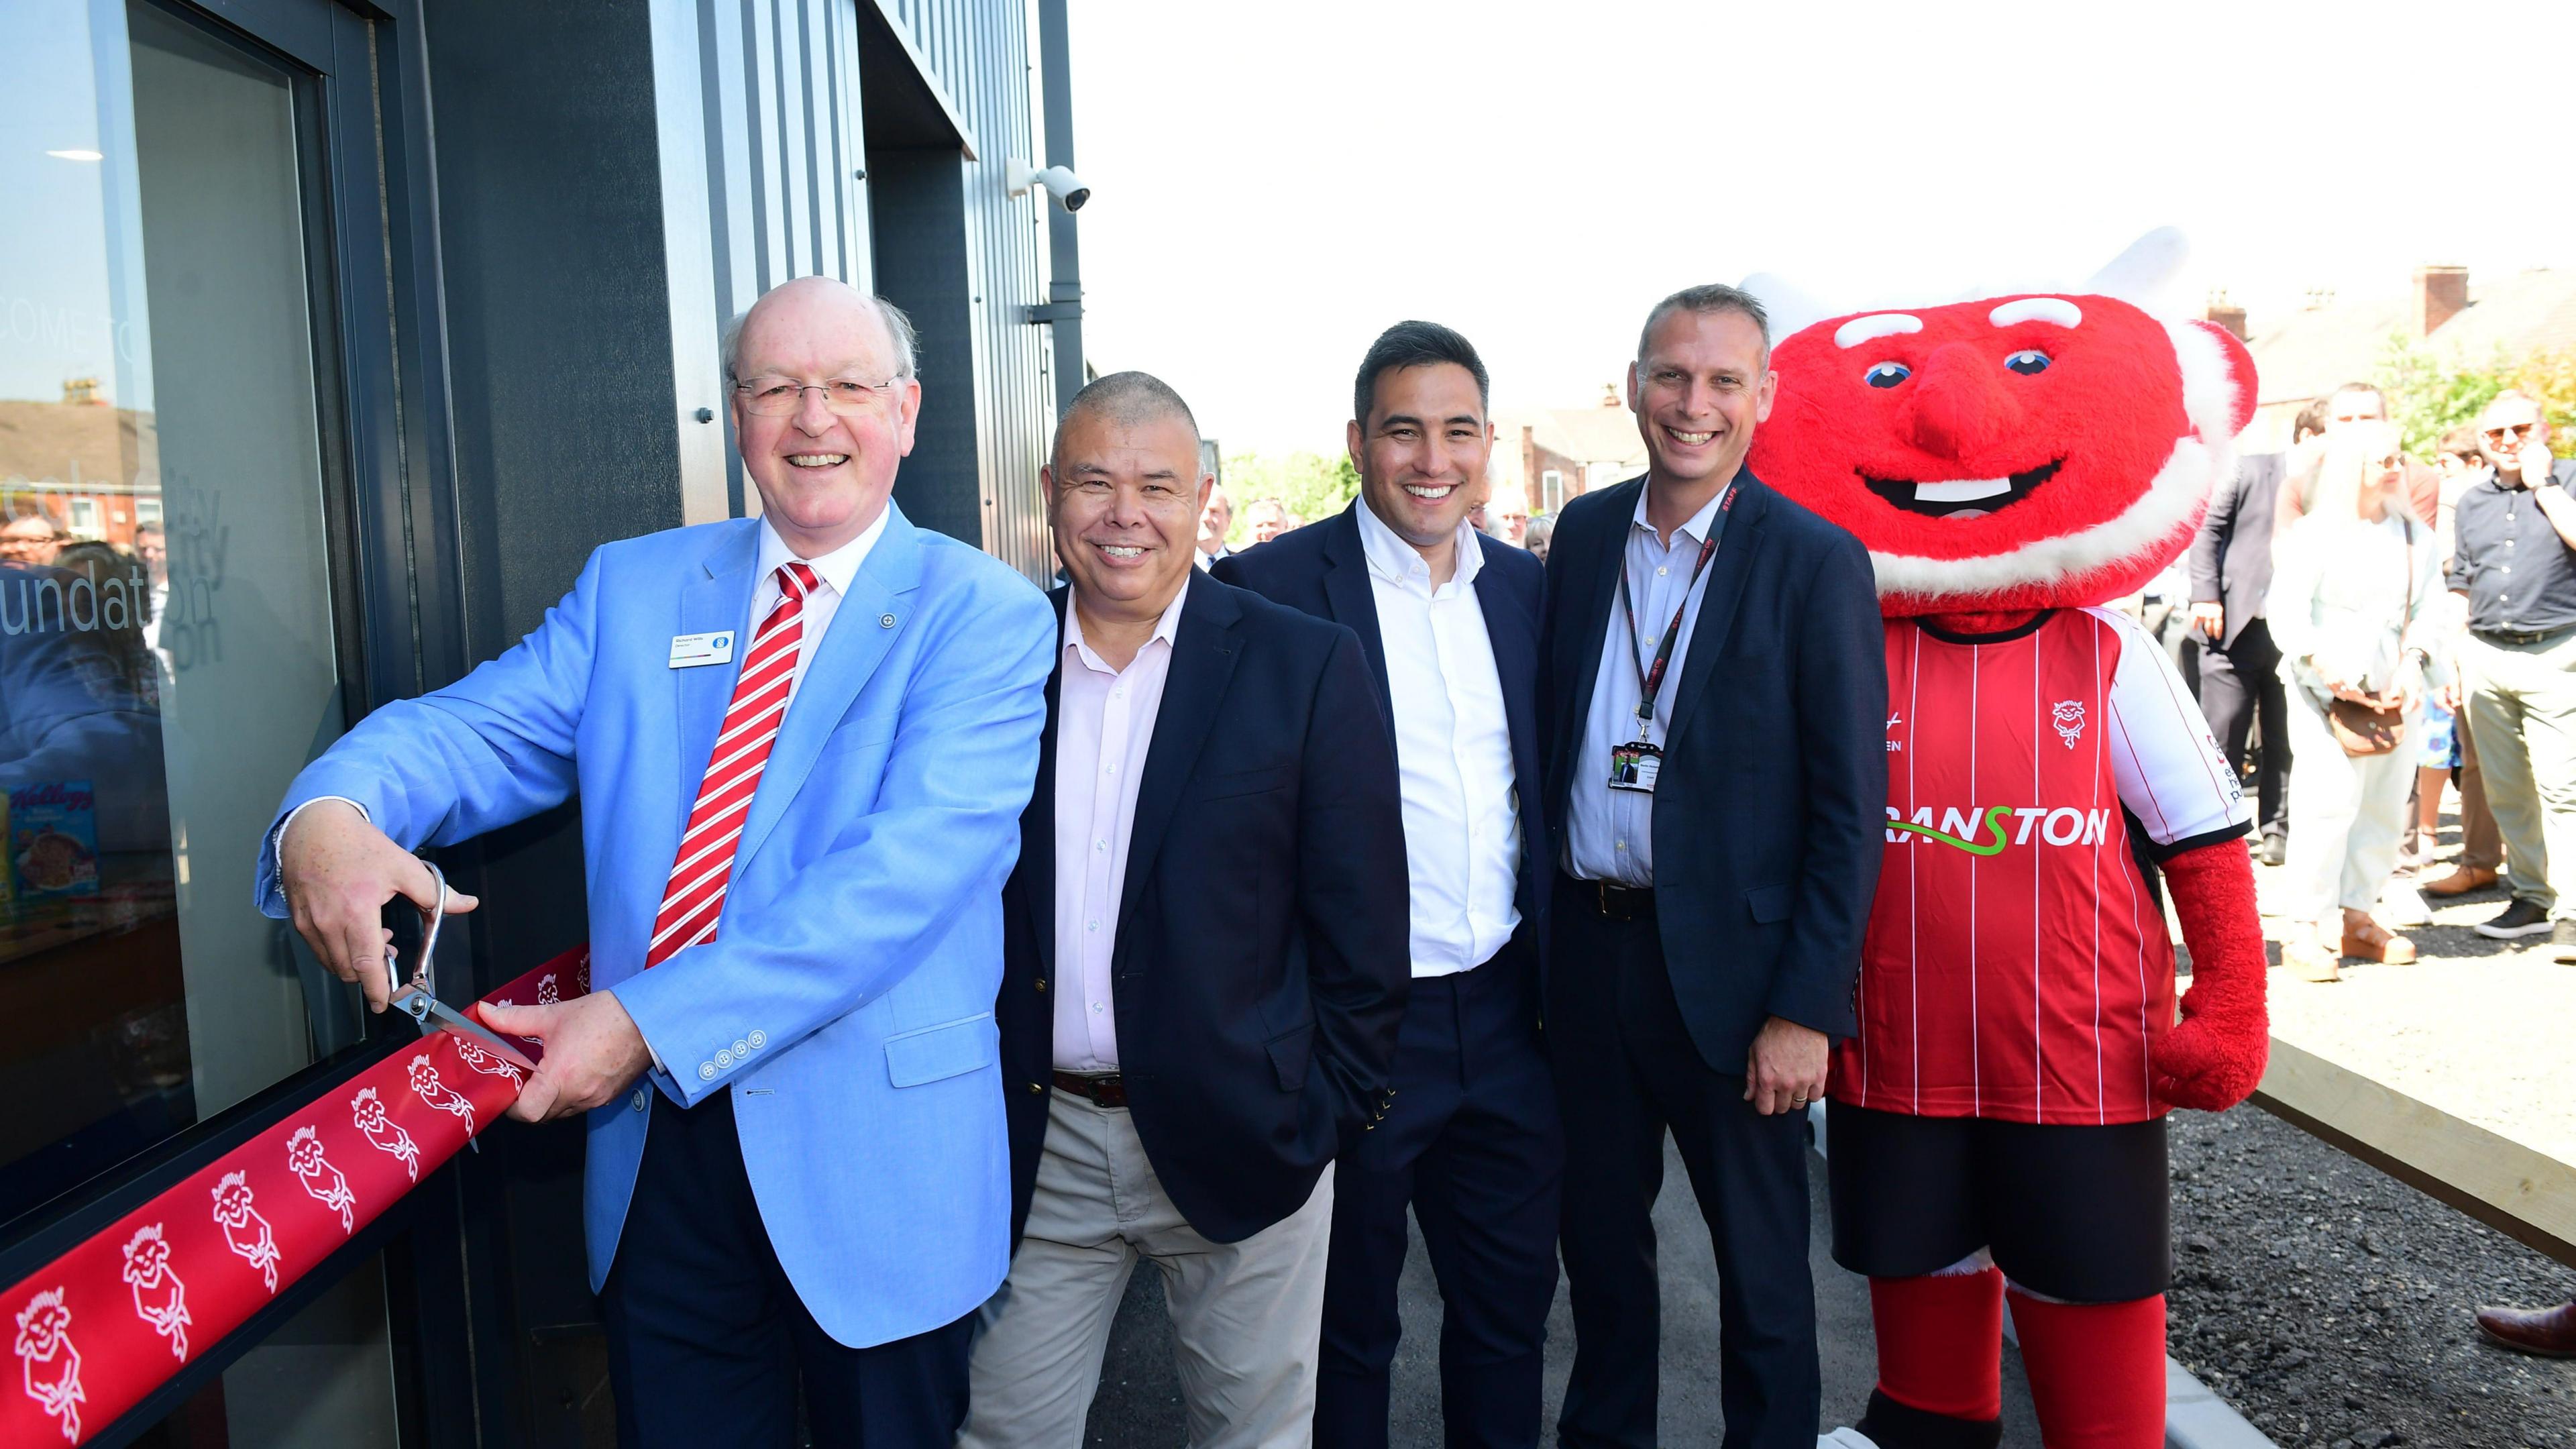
257;277;1055;1448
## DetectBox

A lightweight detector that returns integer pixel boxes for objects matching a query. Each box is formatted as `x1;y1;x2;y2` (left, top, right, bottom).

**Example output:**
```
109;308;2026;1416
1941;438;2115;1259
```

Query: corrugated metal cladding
671;0;1061;582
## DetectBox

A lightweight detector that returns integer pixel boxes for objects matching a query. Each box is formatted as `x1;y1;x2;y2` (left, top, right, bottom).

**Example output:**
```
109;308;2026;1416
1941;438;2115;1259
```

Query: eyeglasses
2483;422;2540;443
735;375;903;417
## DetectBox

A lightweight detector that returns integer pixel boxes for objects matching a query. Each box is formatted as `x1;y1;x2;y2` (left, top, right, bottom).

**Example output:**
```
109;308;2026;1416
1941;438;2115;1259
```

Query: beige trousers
2461;627;2576;916
957;1091;1334;1449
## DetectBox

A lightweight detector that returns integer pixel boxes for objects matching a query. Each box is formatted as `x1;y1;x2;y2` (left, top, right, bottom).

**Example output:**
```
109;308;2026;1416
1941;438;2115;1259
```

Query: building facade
0;0;1079;1443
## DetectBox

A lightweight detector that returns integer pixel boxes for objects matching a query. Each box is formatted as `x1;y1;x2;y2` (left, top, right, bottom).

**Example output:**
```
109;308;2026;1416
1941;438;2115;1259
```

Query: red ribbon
0;945;590;1445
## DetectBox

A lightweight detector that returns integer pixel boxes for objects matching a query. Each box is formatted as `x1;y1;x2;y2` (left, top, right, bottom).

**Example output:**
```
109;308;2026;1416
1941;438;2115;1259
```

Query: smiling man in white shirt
1218;321;1562;1449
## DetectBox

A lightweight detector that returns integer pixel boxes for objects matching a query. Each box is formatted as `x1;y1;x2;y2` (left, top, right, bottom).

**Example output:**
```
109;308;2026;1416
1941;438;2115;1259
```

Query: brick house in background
1490;386;1650;517
2225;265;2576;451
0;377;159;548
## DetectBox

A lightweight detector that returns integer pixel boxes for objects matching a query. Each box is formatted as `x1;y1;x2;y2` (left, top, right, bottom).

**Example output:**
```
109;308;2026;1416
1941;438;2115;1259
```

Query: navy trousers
602;1089;974;1449
1546;875;1819;1449
2198;616;2290;840
1315;933;1564;1449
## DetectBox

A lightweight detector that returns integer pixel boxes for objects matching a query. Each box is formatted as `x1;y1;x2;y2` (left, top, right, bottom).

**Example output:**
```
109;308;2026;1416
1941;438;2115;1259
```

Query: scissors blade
403;990;539;1073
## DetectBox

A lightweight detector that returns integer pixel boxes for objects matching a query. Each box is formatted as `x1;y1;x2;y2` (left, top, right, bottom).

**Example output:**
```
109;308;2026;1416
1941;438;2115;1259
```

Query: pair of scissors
384;860;539;1075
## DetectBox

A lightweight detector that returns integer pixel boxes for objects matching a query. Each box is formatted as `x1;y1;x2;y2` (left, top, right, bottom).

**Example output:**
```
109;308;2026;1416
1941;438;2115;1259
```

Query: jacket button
698;1062;716;1081
1034;977;1048;993
1027;1081;1044;1095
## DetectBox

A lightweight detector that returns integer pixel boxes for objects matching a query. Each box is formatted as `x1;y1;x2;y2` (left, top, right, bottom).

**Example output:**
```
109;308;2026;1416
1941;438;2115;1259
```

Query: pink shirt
1051;580;1189;1071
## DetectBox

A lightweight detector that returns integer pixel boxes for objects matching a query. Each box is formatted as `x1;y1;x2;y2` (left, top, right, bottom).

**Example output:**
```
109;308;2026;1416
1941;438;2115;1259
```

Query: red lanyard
1617;524;1722;727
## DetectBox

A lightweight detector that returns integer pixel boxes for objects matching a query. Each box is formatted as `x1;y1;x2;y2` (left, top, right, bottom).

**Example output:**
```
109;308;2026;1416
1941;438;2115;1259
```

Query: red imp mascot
1749;236;2269;1449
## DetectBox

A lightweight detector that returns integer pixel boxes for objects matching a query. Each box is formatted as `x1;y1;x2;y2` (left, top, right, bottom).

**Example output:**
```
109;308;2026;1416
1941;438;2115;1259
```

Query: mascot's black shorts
1826;1101;2169;1303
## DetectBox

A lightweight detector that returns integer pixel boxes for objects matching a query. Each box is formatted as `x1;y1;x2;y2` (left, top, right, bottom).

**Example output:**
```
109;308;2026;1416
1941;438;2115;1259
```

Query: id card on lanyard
1609;503;1725;794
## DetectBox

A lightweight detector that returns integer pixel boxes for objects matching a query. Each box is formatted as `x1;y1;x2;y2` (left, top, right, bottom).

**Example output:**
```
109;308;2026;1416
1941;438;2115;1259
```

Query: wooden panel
2254;1036;2576;1267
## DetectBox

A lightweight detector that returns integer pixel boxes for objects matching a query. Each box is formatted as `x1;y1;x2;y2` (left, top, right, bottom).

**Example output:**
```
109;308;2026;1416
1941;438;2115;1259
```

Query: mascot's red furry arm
2153;839;2267;1111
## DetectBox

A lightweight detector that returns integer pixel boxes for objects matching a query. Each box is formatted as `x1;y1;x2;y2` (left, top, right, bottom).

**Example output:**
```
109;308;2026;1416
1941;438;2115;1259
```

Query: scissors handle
380;861;539;1073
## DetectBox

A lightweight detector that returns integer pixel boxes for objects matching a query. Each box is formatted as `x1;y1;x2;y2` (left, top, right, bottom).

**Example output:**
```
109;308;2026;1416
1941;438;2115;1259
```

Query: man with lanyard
1539;284;1885;1448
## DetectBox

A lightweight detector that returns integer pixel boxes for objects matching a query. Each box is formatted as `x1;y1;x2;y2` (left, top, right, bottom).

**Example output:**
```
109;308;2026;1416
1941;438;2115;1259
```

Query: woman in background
2269;421;2450;980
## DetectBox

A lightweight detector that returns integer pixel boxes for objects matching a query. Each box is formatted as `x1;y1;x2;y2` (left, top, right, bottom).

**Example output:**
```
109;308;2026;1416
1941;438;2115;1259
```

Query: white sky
1067;0;2576;456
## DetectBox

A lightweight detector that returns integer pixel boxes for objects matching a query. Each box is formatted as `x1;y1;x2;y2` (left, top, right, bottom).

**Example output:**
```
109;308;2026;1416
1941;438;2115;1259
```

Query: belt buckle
1596;881;1630;921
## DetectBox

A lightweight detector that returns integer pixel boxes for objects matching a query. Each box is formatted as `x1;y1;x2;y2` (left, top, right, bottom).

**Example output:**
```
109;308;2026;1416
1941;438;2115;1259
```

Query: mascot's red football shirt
1831;607;2250;1126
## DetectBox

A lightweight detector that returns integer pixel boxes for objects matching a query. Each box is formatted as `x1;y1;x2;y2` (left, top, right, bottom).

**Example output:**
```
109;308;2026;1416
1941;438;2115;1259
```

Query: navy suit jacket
2186;450;2284;648
998;574;1410;1244
1215;503;1549;979
1539;473;1886;1071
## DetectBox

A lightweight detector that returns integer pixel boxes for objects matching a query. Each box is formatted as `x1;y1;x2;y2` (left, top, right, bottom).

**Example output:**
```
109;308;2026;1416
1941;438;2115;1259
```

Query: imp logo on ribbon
211;1172;280;1293
286;1126;356;1234
120;1224;191;1362
2051;699;2086;749
13;1287;83;1442
452;1035;525;1084
352;1086;421;1182
409;1055;477;1130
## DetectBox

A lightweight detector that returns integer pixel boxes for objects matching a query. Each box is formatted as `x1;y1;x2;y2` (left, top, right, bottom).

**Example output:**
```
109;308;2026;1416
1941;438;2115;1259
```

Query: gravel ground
2169;1104;2576;1449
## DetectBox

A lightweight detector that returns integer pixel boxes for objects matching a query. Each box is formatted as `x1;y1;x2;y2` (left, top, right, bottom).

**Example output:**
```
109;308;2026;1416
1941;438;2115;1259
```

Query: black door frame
0;0;493;1442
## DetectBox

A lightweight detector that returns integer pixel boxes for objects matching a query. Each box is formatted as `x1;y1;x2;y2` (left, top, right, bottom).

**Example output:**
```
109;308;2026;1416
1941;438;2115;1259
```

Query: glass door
1;1;423;1442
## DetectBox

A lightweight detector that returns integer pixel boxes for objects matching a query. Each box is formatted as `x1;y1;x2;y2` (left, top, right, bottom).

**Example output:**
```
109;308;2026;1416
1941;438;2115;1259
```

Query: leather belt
2474;623;2576;647
1052;1070;1128;1108
1591;881;1656;921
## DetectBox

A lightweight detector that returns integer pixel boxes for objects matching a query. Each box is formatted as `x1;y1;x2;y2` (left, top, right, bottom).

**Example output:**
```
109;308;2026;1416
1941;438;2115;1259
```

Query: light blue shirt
1564;480;1731;887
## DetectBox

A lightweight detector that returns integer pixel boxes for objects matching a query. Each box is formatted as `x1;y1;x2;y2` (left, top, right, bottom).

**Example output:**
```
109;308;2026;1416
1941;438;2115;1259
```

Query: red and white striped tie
643;561;819;969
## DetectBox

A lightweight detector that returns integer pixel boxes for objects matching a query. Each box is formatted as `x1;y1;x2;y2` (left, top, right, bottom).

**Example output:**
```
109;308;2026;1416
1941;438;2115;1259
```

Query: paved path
1081;1142;2046;1446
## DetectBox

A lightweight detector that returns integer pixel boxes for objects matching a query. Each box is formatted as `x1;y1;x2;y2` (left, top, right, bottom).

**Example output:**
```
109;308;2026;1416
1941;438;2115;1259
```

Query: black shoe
2477;899;2554;940
2258;833;2286;868
2556;920;2576;963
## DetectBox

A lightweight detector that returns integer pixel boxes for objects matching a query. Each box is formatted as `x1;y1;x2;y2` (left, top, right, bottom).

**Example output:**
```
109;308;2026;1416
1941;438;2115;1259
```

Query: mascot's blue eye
1864;362;1910;388
2004;350;2052;375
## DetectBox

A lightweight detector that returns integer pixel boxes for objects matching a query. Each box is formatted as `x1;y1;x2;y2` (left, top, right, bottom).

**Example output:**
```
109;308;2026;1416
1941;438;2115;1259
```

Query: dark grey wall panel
425;0;684;651
867;146;980;545
421;1;691;1432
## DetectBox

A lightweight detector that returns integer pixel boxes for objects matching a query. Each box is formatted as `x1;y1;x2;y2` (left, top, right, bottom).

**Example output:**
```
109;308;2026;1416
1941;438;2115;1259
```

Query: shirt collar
1355;493;1485;592
1064;572;1189;671
755;504;890;598
1630;478;1731;547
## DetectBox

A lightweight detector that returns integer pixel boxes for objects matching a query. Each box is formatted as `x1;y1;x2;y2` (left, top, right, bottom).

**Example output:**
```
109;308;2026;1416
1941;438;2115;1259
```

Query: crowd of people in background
2161;378;2575;985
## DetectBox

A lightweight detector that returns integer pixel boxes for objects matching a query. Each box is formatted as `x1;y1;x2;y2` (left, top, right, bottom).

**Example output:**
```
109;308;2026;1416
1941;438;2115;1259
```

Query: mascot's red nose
1901;341;2021;460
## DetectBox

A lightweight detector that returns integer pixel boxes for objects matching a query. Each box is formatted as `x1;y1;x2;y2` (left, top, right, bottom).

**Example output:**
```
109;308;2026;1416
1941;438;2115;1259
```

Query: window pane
0;0;362;1229
127;1254;400;1449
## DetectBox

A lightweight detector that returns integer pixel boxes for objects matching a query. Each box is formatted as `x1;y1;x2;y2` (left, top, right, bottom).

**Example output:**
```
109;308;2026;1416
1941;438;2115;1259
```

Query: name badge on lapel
668;631;737;669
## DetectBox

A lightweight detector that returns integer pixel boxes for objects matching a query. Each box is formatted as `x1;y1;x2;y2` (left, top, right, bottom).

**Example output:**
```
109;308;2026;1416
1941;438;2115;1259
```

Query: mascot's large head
1746;233;2257;616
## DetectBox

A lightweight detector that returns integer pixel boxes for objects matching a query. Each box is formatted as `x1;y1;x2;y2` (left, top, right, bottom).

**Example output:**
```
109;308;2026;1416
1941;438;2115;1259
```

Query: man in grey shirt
2445;390;2576;959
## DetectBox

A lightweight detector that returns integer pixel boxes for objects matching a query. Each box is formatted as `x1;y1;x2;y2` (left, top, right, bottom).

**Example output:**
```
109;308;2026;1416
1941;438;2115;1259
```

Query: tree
2375;335;2576;458
1218;449;1360;545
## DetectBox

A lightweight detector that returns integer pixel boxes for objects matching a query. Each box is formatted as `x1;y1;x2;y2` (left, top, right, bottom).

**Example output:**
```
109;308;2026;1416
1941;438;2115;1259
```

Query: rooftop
2245;267;2576;407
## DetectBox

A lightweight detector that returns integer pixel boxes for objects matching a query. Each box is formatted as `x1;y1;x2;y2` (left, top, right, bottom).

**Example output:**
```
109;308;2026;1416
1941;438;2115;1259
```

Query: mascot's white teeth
1915;478;2012;503
1861;460;2062;519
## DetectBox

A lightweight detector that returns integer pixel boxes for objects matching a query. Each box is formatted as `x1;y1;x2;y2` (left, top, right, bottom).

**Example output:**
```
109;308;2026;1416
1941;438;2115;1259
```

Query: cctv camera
1008;161;1091;213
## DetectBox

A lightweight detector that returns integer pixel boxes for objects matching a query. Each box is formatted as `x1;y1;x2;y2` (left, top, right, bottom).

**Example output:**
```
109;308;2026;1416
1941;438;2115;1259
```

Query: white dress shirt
1051;577;1189;1071
1355;497;1521;976
749;505;888;697
1564;482;1731;887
